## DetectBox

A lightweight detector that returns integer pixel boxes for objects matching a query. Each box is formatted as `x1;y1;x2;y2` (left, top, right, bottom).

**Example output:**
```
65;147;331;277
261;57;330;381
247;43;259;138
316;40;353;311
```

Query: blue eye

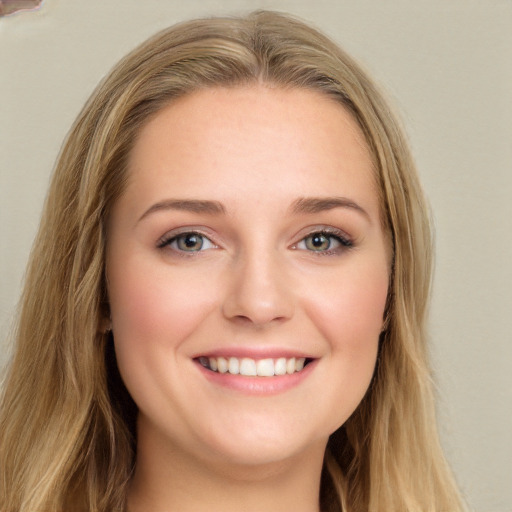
159;232;216;252
296;231;352;254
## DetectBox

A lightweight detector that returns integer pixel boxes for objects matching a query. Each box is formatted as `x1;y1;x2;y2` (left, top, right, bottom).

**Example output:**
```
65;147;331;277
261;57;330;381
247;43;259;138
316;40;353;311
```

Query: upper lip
192;347;317;360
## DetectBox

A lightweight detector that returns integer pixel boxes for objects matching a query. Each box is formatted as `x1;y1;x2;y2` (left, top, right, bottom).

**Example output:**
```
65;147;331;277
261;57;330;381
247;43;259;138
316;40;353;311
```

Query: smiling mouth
196;356;313;377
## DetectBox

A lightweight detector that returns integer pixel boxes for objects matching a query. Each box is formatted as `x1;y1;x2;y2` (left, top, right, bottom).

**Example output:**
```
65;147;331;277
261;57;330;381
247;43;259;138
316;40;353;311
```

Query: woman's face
106;86;390;470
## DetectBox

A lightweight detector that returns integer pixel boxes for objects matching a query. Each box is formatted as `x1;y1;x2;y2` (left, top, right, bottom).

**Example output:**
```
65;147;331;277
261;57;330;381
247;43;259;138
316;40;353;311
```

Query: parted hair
0;10;464;512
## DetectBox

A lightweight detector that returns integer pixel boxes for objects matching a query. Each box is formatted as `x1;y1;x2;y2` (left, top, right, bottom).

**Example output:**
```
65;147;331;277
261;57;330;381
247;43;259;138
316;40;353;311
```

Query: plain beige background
1;1;511;510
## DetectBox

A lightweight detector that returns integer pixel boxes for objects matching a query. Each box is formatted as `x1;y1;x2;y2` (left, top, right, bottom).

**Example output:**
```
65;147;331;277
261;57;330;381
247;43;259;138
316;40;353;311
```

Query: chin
187;411;331;471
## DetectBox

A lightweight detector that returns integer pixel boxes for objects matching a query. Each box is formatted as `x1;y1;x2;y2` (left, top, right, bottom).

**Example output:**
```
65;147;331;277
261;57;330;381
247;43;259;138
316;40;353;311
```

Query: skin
106;85;390;512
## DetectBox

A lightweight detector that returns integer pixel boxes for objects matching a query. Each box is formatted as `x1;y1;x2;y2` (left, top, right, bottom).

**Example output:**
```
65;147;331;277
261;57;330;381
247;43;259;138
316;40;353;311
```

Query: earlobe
99;316;112;334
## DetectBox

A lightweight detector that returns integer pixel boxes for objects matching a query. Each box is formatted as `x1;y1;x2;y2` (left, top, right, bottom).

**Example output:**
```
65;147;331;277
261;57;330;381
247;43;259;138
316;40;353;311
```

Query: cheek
308;263;388;345
303;264;388;430
107;258;220;358
107;257;225;417
301;260;388;402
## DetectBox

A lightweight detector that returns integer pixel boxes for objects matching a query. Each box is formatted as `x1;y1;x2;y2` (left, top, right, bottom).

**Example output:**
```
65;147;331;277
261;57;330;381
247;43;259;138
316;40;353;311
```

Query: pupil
181;234;202;250
310;234;329;250
185;235;197;247
312;235;324;247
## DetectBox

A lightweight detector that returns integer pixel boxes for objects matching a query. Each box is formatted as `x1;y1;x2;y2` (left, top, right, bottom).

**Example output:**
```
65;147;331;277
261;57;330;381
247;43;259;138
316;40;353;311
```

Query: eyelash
157;228;353;256
293;229;353;256
157;230;217;254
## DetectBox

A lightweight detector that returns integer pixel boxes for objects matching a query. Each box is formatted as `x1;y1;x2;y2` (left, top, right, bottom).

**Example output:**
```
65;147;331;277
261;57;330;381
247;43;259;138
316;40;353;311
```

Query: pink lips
195;347;313;360
194;356;317;395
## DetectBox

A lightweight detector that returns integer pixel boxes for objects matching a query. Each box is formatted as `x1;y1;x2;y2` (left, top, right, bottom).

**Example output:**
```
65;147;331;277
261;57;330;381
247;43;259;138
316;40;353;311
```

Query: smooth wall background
1;1;511;510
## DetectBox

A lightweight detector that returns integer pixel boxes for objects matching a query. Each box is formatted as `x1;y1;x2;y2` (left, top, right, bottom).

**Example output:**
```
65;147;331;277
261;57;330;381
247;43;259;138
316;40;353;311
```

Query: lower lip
195;359;317;395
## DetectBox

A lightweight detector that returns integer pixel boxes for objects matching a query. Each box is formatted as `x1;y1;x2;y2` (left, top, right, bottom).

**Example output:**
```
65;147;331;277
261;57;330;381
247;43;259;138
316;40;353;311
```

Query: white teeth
274;357;287;375
200;355;309;377
256;358;274;377
217;357;228;373
228;357;240;375
286;357;296;375
240;358;257;376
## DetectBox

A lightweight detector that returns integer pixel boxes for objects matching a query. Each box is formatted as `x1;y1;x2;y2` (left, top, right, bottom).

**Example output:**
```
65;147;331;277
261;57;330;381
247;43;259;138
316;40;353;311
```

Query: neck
127;423;327;512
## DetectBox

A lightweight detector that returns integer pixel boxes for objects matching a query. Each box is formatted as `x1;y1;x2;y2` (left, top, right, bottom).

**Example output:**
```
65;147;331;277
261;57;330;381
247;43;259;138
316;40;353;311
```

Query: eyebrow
290;196;370;220
138;199;226;222
138;195;369;223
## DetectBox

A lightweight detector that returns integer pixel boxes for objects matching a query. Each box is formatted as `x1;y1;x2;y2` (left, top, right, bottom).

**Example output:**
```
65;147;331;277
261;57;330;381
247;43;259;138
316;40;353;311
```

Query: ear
99;316;112;334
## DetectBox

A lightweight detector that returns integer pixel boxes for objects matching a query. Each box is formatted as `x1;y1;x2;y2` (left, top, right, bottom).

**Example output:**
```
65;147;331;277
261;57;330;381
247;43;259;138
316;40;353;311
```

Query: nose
222;249;294;327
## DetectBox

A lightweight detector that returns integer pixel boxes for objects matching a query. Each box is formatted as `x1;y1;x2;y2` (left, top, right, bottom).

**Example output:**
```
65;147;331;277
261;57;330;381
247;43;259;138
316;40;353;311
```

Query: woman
0;10;464;512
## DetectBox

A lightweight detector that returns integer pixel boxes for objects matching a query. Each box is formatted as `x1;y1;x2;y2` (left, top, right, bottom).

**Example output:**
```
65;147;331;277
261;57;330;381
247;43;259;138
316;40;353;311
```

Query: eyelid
157;228;218;252
156;225;353;256
291;226;354;254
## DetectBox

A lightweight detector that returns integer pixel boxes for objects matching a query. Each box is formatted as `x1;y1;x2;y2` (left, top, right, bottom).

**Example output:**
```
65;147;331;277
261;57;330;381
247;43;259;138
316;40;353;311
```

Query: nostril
222;267;294;326
228;312;289;329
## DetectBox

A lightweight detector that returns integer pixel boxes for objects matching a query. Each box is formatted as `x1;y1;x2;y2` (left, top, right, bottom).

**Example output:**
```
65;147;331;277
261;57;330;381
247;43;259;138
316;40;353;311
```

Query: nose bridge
222;238;294;326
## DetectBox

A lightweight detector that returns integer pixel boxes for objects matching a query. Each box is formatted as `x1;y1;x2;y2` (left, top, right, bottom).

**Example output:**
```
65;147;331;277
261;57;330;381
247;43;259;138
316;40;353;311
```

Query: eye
158;232;216;253
295;230;352;254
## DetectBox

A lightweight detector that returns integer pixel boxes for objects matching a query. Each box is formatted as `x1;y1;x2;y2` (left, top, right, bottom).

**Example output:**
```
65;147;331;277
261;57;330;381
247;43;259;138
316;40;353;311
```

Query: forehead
122;85;378;218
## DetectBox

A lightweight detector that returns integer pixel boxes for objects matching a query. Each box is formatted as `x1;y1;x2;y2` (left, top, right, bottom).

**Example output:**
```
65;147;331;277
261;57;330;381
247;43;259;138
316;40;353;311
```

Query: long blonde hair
0;10;464;512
